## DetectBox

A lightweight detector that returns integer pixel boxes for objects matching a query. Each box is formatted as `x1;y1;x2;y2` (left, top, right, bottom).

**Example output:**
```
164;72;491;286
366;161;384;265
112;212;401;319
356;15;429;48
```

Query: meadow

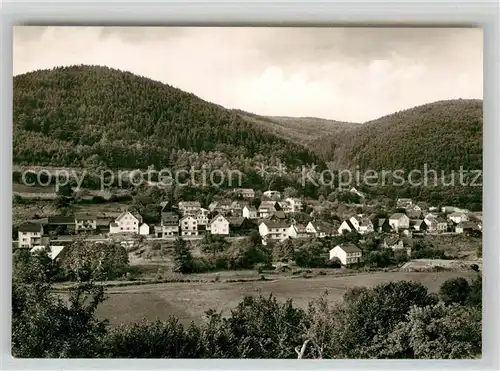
94;270;478;326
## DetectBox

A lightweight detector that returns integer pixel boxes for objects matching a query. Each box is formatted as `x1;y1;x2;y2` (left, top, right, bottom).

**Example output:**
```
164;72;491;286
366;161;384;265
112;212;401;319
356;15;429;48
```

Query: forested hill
312;99;483;172
233;110;360;146
13;65;322;169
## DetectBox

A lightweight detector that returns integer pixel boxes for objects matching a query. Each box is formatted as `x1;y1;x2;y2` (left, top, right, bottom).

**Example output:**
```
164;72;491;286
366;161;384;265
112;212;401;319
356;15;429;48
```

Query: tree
57;183;74;198
201;234;229;255
61;240;129;281
373;303;482;359
439;277;471;305
172;238;194;273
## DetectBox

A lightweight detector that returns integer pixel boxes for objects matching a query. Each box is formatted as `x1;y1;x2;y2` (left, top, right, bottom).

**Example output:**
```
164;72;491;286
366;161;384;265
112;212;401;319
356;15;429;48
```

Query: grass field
93;270;478;326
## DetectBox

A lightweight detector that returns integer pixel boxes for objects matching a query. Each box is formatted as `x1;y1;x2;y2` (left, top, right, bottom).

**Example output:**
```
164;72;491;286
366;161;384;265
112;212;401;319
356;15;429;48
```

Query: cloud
13;26;482;122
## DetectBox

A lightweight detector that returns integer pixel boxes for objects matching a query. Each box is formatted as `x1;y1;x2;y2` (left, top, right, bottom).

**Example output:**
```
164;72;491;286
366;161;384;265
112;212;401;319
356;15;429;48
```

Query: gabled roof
384;236;402;246
180;215;197;222
457;221;480;230
179;201;201;207
228;217;246;227
389;213;407;220
293;224;307;233
378;218;388;227
260;220;289;229
209;214;228;225
30;245;65;260
271;211;286;219
19;223;43;233
334;243;362;253
341;219;356;231
259;201;278;210
115;211;142;223
244;205;257;211
74;213;98;221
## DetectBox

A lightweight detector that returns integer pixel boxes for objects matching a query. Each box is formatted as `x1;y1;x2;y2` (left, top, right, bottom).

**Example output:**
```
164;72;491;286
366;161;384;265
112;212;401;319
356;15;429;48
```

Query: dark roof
378;218;388;227
261;221;289;229
343;219;355;230
48;215;75;225
19;223;43;233
245;205;257;211
336;243;362;253
229;217;245;227
272;211;286;219
457;221;480;230
294;224;307;233
74;213;97;220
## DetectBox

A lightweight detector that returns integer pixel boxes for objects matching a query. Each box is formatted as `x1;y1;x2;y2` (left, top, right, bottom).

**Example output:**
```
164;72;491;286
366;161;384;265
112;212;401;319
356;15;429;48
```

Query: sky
13;26;483;122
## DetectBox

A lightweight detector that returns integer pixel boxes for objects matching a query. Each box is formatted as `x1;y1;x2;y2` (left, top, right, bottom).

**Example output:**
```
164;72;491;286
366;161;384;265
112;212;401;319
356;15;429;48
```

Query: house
448;212;469;224
208;215;230;235
30;245;65;261
405;209;423;219
139;223;150;236
109;211;143;234
160;212;179;238
228;217;255;234
263;190;281;200
233;188;255;199
195;208;210;226
287;224;309;239
338;219;356;235
329;244;362;265
383;236;405;250
178;201;202;216
278;201;293;214
377;218;392;233
396;198;413;208
208;200;232;215
74;213;98;232
349;216;374;234
259;221;289;243
389;213;410;231
258;201;278;219
18;223;45;248
46;215;75;234
306;221;336;238
350;187;366;199
424;215;447;233
242;205;258;219
230;200;249;216
441;206;460;214
455;221;481;234
285;198;303;213
411;219;427;232
180;216;198;236
268;210;287;221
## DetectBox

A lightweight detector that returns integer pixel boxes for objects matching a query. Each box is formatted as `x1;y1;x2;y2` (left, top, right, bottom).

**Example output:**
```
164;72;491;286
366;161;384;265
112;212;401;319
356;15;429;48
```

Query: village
16;186;483;267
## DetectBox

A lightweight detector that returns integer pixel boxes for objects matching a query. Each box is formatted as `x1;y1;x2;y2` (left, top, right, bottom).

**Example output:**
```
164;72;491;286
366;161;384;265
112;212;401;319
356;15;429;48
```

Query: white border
1;1;499;370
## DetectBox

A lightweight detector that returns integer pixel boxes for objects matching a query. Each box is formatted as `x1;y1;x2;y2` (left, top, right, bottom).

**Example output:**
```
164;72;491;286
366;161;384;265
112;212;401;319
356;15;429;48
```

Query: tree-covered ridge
13;65;322;169
233;110;360;146
313;99;483;172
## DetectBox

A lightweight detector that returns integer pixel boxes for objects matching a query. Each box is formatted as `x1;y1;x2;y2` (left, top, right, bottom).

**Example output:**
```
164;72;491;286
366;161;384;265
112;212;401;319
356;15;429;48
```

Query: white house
338;219;356;235
242;205;258;219
285;197;303;213
329;244;362;265
287;224;309;239
306;221;337;238
259;221;289;243
424;216;448;233
349;216;374;234
109;211;142;234
396;198;413;208
178;201;202;216
75;213;97;233
278;201;293;214
455;221;480;234
30;245;65;261
258;201;278;219
209;215;230;235
383;236;405;250
18;223;44;248
448;212;469;224
263;190;281;199
180;216;198;236
389;213;410;231
195;208;210;226
233;188;255;199
139;223;150;236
